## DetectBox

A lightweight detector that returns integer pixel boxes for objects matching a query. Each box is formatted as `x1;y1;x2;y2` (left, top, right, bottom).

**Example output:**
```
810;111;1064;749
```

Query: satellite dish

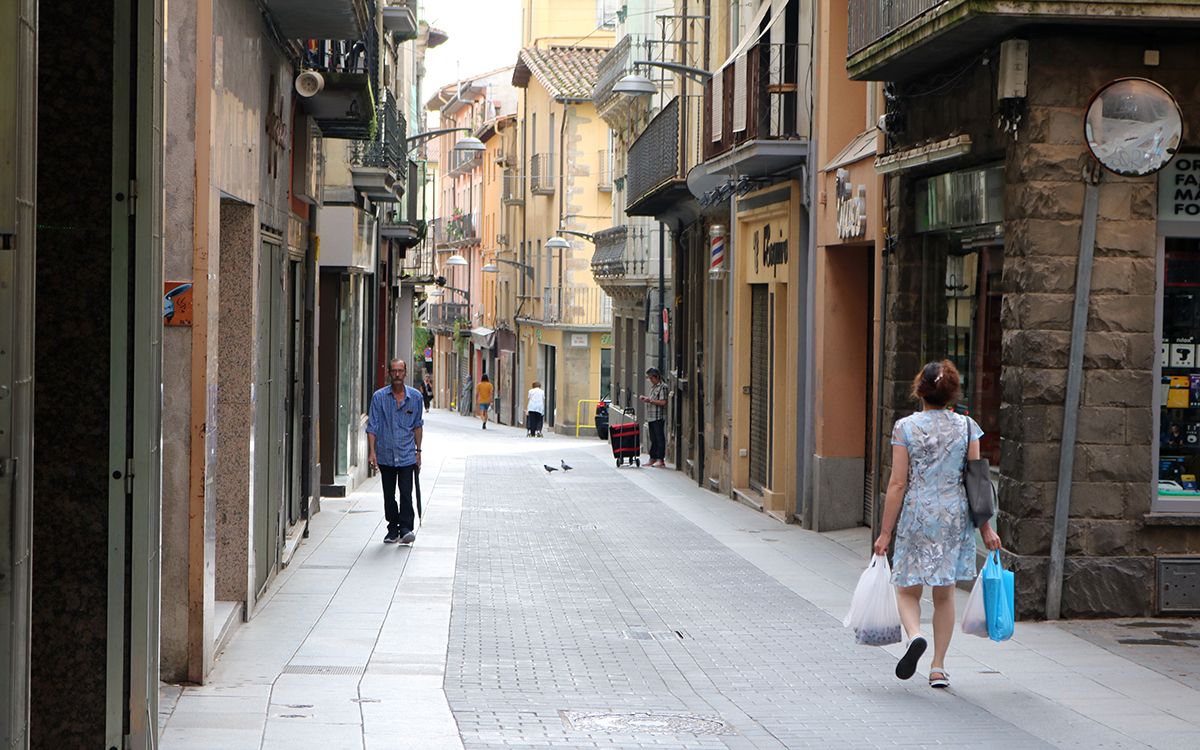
1085;78;1182;176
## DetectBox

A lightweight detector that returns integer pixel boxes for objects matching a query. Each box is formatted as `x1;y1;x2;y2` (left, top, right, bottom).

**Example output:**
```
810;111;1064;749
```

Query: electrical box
997;39;1029;100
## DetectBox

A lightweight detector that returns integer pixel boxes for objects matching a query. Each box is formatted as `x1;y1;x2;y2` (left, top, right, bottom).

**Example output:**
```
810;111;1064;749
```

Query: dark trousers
527;411;544;435
379;464;416;535
648;419;666;461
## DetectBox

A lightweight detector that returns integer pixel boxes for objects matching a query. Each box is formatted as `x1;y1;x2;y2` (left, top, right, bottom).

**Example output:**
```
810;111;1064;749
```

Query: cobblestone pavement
446;450;1050;750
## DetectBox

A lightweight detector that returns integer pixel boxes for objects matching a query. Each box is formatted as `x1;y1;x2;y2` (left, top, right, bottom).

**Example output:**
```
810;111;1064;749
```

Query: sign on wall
163;282;193;326
570;333;588;348
835;168;867;240
1159;153;1200;222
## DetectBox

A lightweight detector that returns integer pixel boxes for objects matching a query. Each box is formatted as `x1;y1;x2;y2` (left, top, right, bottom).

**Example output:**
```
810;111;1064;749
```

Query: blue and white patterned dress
889;410;983;587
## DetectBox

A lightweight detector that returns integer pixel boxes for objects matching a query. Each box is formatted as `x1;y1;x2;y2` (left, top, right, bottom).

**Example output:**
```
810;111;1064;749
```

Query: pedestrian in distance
639;367;669;467
873;360;1002;688
476;373;493;430
526;381;545;437
366;358;424;545
420;372;434;410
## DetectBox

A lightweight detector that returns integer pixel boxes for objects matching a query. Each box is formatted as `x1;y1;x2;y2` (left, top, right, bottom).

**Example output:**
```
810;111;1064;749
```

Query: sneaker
895;635;927;680
400;530;416;544
482;422;487;429
383;531;400;544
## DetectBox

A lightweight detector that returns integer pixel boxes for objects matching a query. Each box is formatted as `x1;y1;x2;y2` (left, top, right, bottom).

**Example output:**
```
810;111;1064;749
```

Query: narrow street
159;412;1200;750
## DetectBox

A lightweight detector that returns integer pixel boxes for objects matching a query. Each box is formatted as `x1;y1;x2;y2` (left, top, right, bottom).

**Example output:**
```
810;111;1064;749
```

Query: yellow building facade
509;30;615;432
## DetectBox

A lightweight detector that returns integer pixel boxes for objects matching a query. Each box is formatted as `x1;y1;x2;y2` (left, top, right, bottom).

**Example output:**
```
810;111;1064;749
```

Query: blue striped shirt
366;385;424;467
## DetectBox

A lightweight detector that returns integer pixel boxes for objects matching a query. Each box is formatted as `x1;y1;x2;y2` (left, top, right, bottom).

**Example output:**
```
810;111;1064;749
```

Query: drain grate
620;629;689;641
561;710;734;736
298;564;351;570
280;665;364;676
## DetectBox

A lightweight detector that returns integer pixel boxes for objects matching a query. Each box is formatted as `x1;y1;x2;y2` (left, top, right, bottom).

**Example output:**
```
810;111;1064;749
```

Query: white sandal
929;668;949;688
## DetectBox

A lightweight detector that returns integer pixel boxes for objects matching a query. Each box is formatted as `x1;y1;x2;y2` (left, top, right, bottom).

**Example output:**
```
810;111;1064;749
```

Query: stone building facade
869;28;1200;617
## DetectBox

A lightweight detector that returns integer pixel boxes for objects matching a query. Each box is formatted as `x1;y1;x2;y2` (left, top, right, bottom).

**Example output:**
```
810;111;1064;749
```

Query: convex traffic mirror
1085;77;1182;176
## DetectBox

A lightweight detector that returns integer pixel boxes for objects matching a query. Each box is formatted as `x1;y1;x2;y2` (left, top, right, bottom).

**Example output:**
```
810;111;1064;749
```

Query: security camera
295;70;324;97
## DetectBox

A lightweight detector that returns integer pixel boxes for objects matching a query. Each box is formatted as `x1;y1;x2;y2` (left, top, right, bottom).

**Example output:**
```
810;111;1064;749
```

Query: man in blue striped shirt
367;358;424;544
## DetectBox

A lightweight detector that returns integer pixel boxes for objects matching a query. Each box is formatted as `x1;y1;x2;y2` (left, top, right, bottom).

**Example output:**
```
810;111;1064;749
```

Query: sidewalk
159;409;1200;749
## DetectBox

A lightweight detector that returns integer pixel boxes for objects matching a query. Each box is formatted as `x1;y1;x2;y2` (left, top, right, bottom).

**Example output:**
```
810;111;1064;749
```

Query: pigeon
543;464;558;473
560;460;573;471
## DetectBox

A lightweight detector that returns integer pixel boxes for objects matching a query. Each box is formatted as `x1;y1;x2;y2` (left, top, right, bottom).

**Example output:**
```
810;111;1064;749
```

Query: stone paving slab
444;451;1056;750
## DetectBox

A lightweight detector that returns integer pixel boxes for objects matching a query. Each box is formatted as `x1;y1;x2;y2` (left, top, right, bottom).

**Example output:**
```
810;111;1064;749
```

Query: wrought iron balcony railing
847;0;942;57
626;95;702;215
541;286;612;327
502;169;523;204
444;212;478;245
428;302;468;331
593;34;633;106
531;153;555;195
590;224;670;283
704;42;804;162
349;90;407;173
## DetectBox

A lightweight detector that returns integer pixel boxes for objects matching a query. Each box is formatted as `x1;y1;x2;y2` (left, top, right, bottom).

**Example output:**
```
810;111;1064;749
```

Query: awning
469;326;495;349
714;0;788;75
823;128;879;172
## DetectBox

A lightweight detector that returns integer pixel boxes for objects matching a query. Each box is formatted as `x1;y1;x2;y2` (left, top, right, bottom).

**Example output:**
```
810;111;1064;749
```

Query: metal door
749;285;770;490
253;240;284;598
544;345;556;426
286;259;303;525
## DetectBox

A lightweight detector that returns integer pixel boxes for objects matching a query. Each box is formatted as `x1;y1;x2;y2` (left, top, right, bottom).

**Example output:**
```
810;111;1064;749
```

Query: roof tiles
513;46;608;102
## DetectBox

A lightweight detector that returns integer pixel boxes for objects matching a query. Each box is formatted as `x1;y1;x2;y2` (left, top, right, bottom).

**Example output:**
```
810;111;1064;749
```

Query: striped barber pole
709;231;726;276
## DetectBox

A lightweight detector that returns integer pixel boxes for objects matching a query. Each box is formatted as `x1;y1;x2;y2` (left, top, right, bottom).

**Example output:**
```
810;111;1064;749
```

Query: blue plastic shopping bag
981;550;1014;642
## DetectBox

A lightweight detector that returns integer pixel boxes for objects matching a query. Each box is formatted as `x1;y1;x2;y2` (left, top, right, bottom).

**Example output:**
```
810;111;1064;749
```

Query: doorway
542;343;557;426
253;239;285;598
749;285;771;491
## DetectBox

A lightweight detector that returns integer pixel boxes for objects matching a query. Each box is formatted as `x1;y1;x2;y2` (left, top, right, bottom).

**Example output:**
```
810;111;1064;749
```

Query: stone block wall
881;31;1200;617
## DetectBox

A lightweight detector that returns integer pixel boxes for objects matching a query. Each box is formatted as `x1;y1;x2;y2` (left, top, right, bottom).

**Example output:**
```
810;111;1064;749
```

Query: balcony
702;42;808;176
380;213;424;249
597;150;613;192
349;92;407;203
428;302;468;333
446;147;482;177
443;212;479;247
502;169;523;205
297;39;378;140
531;153;555;196
382;1;419;42
847;0;1200;80
590;224;670;295
261;0;372;39
626;95;702;219
541;286;612;328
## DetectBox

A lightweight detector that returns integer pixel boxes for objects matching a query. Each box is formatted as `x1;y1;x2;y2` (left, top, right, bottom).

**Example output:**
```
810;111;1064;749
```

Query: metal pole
1046;167;1102;619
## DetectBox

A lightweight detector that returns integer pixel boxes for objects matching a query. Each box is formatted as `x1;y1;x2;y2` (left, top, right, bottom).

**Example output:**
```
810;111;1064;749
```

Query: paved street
160;410;1200;749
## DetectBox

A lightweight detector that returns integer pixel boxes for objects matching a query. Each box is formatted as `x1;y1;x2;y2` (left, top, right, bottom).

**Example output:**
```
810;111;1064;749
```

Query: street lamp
481;257;534;279
445;253;469;266
615;60;712;96
404;127;485;153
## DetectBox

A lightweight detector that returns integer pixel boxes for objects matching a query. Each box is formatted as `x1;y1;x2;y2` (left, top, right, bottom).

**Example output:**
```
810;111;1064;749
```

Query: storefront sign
1159;153;1200;222
753;223;788;278
835;169;867;240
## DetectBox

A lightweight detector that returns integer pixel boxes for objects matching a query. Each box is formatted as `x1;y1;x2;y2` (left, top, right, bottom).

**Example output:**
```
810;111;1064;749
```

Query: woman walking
874;360;1001;688
526;381;545;437
476;374;494;429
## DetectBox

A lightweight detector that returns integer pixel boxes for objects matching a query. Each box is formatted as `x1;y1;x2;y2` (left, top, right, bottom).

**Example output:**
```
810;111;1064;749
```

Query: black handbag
962;417;997;528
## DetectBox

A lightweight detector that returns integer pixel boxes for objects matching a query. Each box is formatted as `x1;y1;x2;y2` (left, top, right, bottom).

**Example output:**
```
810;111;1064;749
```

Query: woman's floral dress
890;409;982;587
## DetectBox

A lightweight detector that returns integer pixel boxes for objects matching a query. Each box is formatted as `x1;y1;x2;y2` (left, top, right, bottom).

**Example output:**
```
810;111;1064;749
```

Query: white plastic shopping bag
960;573;989;638
843;554;902;646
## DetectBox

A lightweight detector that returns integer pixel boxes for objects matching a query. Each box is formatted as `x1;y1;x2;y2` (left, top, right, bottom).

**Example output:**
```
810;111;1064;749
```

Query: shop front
731;181;804;520
811;134;882;531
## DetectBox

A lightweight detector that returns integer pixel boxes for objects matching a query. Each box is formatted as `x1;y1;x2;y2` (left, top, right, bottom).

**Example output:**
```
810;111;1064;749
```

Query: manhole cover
560;710;734;736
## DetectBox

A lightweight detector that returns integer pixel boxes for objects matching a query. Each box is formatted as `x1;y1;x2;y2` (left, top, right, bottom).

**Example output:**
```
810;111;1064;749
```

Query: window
600;348;613;398
917;236;1003;466
597;0;619;27
1157;237;1200;511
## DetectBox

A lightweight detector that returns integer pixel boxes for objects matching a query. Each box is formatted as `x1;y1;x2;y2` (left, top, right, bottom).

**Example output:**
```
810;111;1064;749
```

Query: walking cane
414;466;423;529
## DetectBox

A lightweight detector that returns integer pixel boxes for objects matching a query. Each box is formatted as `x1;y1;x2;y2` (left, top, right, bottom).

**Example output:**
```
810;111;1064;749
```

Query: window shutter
711;72;723;142
732;53;747;133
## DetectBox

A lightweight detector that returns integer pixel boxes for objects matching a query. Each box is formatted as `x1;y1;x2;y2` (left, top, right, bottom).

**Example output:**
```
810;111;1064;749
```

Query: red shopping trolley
608;411;641;468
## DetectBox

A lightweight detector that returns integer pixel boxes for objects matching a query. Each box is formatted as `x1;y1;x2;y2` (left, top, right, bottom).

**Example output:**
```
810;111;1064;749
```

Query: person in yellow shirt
476;374;494;430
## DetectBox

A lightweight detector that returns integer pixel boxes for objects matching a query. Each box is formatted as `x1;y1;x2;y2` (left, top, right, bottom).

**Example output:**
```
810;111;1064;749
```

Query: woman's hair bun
911;359;960;407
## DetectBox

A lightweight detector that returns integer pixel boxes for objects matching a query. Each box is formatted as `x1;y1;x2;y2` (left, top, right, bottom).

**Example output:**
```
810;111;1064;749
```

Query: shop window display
1158;238;1200;499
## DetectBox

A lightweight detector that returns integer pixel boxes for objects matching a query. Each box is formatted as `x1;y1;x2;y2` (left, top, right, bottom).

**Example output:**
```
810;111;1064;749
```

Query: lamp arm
632;60;712;84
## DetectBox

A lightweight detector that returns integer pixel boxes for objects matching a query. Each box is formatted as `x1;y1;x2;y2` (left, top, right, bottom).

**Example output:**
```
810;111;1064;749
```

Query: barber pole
709;225;727;279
